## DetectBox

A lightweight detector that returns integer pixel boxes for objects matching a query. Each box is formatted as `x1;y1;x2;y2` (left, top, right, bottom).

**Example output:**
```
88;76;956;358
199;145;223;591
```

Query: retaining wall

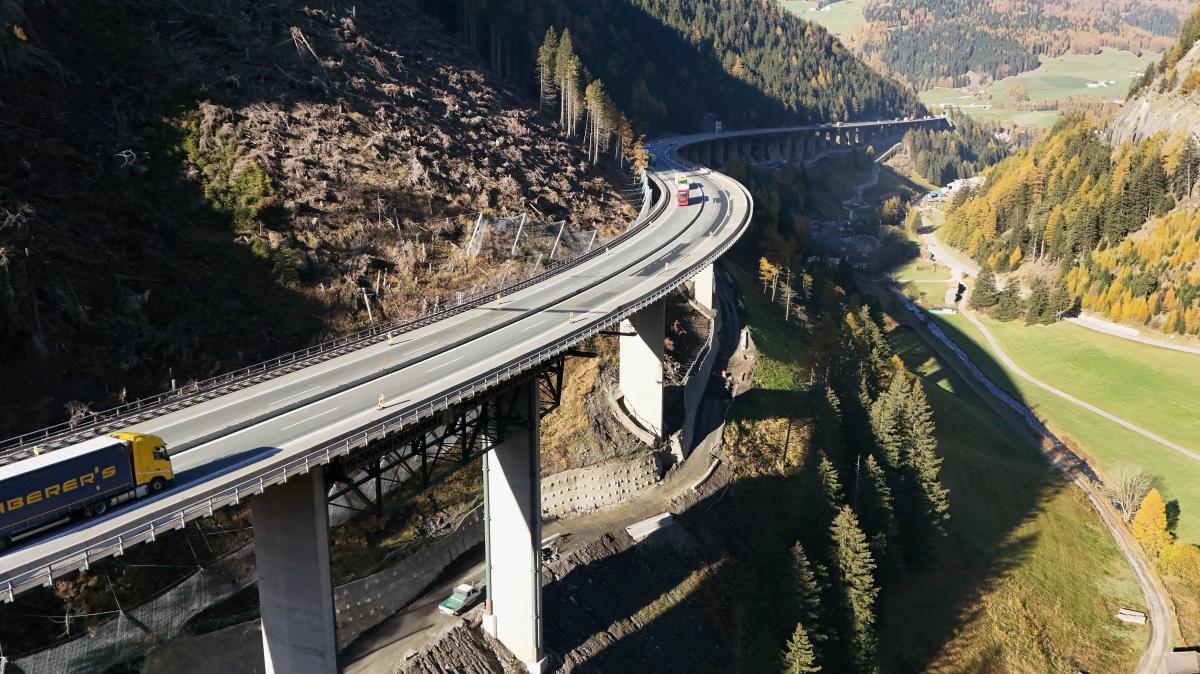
541;451;672;521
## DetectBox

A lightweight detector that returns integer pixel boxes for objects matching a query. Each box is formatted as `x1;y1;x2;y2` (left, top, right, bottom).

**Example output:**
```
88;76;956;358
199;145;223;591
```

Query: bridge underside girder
324;358;565;515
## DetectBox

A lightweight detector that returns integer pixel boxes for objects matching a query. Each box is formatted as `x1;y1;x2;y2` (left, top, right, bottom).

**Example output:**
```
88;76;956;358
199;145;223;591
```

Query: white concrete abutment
481;379;546;672
252;466;338;674
619;299;666;438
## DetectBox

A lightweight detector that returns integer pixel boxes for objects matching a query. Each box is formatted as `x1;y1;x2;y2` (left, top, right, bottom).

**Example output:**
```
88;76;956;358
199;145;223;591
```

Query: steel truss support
323;356;567;515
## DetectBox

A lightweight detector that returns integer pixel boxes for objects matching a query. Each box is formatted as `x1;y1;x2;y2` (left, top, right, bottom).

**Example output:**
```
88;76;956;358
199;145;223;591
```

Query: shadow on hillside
538;267;1087;672
422;0;797;133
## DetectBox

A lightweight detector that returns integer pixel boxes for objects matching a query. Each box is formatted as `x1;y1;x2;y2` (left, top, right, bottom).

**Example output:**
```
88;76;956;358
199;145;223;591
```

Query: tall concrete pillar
253;466;337;674
619;299;665;437
693;264;715;314
481;379;545;673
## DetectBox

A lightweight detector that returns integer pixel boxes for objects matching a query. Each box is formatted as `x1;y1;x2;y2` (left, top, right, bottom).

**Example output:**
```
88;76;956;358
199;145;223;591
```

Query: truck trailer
0;432;174;549
677;185;689;206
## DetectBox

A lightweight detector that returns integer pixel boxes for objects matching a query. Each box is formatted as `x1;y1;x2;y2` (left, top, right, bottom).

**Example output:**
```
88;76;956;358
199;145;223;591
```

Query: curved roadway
0;136;750;599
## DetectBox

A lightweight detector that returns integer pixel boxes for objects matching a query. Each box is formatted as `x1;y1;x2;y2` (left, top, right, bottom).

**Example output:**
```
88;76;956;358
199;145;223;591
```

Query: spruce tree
969;264;999;309
817;452;846;523
790;542;827;644
869;374;909;470
1050;279;1073;318
903;382;951;535
1025;277;1051;325
782;622;822;674
859;454;899;558
994;280;1023;321
830;506;879;672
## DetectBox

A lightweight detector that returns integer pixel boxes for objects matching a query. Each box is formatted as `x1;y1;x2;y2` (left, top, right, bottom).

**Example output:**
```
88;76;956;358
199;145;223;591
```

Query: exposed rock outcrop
1108;42;1200;146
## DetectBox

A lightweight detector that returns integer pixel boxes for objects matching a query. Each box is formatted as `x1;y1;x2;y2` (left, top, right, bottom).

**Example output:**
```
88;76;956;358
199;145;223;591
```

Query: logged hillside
0;0;638;436
846;0;1193;88
942;14;1200;336
422;0;926;131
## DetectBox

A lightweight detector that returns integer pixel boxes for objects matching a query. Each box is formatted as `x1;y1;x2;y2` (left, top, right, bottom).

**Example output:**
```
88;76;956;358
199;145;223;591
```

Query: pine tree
554;30;581;135
830;506;879;672
1025;277;1051;325
536;27;559;114
782;622;822;674
994;280;1023;321
969;264;999;309
1132;488;1173;560
584;79;610;164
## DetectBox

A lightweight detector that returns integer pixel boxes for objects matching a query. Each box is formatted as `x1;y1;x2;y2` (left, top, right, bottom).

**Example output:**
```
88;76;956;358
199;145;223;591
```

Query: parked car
438;583;482;616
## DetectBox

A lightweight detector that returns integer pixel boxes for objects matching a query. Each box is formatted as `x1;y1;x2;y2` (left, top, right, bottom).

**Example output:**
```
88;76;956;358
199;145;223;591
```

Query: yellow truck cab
109;432;174;491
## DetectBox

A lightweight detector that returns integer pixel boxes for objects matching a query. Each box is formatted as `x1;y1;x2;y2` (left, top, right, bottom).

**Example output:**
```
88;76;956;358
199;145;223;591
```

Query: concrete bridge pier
693;264;715;313
481;379;546;673
619;299;666;438
252;466;338;674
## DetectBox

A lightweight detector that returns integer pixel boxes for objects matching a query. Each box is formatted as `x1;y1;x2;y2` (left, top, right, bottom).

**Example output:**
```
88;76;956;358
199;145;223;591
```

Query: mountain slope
1111;5;1200;145
848;0;1193;89
0;0;635;435
940;3;1200;336
423;0;926;131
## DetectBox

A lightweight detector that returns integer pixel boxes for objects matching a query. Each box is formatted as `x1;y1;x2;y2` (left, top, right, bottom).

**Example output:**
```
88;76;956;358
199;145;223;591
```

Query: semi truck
0;432;174;549
677;185;689;206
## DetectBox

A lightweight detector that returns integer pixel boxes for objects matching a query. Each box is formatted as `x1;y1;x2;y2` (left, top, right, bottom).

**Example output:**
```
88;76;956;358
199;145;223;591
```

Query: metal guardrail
0;151;751;601
0;171;659;461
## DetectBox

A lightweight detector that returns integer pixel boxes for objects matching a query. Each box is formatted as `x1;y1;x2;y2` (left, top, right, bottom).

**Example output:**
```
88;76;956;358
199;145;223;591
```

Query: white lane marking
281;407;379;449
521;318;548;333
281;407;339;431
270;386;320;407
426;356;464;373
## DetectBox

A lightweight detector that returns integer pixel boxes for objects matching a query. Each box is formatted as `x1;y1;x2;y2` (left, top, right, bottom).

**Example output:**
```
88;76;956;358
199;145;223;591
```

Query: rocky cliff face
1108;42;1200;146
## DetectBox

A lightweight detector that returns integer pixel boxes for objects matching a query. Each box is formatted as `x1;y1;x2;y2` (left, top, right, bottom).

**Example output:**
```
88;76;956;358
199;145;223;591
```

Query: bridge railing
0;156;746;601
0;170;660;461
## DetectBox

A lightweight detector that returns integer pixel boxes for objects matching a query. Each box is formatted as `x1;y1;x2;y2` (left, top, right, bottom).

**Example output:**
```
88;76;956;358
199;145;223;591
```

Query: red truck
676;186;689;206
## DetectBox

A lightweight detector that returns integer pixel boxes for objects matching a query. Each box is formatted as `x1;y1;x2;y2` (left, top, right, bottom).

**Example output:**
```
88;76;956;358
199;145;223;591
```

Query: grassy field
920;48;1160;128
930;312;1200;545
778;0;866;36
876;298;1147;673
726;263;809;395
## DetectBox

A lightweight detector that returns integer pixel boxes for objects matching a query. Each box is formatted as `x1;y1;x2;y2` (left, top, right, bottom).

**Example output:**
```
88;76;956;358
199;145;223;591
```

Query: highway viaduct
0;116;946;673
